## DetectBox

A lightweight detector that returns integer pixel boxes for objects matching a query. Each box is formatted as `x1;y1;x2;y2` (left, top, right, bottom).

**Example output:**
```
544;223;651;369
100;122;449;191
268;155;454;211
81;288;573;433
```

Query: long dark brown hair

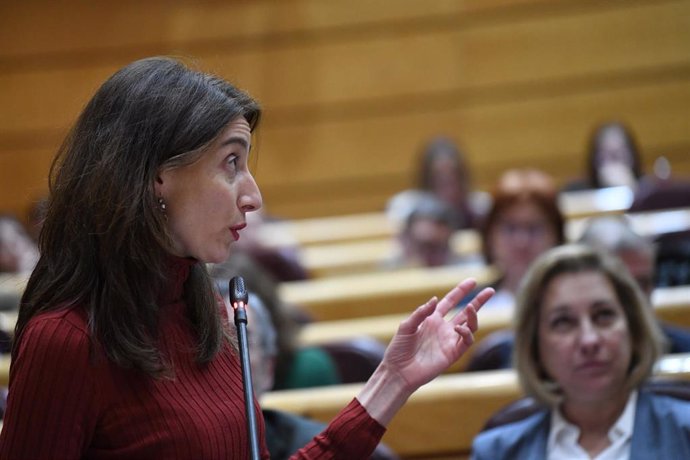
15;56;261;377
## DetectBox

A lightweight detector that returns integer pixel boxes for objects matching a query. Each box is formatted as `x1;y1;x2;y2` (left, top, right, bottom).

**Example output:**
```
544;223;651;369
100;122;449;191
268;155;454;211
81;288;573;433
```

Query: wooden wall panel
0;0;584;58
3;1;688;130
256;78;690;217
1;0;688;220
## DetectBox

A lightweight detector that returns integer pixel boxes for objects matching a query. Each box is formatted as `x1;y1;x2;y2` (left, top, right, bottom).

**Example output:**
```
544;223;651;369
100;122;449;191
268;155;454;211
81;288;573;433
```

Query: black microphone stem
230;276;260;460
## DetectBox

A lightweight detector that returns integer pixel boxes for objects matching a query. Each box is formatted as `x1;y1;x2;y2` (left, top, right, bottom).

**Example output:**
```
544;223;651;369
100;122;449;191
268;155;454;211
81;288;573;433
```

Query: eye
549;315;576;332
593;308;617;326
224;154;240;177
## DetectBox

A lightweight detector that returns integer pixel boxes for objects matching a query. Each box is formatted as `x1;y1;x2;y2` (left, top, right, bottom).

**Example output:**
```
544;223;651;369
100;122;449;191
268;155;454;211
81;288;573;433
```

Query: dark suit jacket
471;390;690;460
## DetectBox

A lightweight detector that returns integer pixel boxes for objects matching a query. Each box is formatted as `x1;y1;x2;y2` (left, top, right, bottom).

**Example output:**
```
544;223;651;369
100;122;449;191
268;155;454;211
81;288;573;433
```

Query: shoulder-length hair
16;56;261;377
514;244;665;407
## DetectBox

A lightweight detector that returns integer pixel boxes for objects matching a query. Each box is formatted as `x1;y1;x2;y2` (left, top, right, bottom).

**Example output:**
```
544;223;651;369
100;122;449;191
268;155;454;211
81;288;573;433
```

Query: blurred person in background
385;193;476;269
478;169;565;310
387;135;490;230
563;121;644;191
472;245;690;459
466;214;690;373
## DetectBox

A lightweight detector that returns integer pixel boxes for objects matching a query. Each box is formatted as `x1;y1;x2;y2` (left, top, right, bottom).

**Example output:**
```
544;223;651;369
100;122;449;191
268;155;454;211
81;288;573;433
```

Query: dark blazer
471;390;690;460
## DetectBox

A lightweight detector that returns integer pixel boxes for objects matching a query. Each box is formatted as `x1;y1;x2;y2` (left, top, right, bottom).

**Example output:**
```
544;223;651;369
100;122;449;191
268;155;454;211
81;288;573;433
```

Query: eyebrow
220;136;250;151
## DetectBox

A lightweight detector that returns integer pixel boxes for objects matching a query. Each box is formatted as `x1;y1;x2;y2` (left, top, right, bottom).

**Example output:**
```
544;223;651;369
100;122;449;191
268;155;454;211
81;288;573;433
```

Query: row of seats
260;353;690;458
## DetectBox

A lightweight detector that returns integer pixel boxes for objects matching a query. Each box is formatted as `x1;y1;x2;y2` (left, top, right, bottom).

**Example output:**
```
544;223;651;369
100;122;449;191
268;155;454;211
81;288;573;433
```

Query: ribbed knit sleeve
291;398;386;459
0;311;99;459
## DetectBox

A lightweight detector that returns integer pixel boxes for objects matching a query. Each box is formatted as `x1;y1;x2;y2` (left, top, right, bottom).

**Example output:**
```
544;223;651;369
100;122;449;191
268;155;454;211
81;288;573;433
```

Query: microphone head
229;276;248;305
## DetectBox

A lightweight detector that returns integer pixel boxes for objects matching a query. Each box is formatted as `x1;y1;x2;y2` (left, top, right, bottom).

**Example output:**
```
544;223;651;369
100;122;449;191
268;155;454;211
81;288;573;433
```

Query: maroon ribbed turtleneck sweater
0;257;385;459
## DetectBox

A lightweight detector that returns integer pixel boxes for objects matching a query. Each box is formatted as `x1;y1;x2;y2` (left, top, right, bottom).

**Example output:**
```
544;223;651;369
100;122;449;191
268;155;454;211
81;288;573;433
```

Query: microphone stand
230;276;260;460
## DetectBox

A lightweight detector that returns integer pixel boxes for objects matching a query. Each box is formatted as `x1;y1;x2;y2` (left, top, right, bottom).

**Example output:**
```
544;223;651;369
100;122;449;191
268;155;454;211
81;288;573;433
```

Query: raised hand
383;278;495;391
357;278;494;426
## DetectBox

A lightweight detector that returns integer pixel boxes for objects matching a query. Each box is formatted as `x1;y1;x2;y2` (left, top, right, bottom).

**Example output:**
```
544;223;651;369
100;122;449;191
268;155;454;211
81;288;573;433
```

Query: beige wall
1;0;689;220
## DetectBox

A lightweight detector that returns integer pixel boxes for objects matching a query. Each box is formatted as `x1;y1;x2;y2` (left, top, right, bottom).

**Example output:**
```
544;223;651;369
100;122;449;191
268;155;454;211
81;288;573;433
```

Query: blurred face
156;117;262;263
597;127;633;167
430;156;468;208
489;201;558;287
538;271;632;405
596;127;636;187
403;217;453;267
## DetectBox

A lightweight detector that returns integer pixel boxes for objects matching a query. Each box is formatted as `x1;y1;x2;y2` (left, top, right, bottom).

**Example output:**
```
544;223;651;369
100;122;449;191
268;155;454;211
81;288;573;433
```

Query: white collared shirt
546;391;638;460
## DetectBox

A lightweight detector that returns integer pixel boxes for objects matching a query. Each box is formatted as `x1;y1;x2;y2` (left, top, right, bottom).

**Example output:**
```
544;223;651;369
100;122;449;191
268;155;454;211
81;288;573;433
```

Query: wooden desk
258;212;395;248
262;353;690;458
654;286;690;328
558;186;633;219
281;207;690;279
259;187;648;250
280;264;499;321
299;230;482;278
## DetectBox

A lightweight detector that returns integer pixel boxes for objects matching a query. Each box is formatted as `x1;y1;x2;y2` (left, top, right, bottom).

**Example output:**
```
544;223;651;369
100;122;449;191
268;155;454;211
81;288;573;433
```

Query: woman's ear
154;169;166;198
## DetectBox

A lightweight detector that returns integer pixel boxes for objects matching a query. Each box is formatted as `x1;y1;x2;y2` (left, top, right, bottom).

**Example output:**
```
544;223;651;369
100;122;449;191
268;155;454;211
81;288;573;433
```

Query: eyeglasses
496;220;549;240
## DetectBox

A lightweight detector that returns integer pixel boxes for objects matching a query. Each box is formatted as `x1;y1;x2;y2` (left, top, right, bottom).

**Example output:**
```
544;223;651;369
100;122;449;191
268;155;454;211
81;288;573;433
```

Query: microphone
229;276;260;460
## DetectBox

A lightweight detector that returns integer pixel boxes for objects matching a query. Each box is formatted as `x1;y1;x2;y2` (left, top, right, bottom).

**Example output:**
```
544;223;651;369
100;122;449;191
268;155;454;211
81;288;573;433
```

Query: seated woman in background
472;245;690;460
478;168;564;310
386;135;490;230
563;121;644;191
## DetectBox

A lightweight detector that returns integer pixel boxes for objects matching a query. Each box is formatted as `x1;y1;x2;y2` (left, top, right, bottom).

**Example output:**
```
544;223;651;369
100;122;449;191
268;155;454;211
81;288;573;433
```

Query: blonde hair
514;244;665;406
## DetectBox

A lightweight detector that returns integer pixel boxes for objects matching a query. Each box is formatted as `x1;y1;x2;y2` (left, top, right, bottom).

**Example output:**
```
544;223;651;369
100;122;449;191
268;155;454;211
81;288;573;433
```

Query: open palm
383;279;494;391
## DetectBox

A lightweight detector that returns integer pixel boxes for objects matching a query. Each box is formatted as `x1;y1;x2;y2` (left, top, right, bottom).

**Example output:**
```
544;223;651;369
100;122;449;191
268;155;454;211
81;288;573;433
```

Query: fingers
452;286;495;323
454;323;475;347
398;296;438;335
468;287;496;314
451;285;495;331
462;304;478;332
436;278;477;317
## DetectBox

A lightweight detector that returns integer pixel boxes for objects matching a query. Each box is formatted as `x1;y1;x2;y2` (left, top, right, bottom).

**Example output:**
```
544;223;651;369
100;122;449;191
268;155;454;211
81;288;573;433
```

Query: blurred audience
478;169;564;310
563;121;643;191
466;215;690;372
387;136;490;230
472;245;690;460
210;252;340;390
384;193;474;269
0;214;39;275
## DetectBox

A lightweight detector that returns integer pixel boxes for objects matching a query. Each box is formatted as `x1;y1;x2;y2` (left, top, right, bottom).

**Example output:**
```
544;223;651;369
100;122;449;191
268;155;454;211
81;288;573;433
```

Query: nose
578;319;601;354
239;172;263;213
